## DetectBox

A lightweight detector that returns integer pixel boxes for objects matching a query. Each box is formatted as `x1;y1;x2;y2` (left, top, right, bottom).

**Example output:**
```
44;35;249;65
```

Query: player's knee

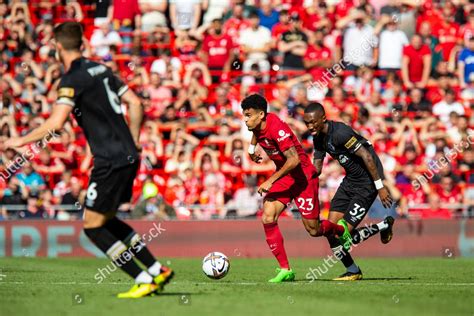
261;213;277;224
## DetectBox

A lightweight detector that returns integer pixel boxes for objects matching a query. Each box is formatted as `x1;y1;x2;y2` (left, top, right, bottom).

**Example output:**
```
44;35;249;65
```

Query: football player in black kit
303;102;395;281
5;22;173;298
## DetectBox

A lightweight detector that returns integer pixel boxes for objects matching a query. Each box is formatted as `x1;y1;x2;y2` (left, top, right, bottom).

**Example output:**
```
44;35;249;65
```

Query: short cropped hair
304;102;325;115
53;22;83;51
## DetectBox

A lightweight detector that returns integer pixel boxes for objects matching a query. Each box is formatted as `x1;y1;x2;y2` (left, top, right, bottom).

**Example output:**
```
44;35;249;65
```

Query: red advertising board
0;219;473;258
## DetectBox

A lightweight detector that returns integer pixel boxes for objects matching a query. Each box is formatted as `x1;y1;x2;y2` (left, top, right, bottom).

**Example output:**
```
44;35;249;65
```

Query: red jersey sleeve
270;116;295;153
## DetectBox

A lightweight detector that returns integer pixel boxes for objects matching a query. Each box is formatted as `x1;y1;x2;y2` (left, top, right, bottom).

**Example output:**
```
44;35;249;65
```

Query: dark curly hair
241;94;267;117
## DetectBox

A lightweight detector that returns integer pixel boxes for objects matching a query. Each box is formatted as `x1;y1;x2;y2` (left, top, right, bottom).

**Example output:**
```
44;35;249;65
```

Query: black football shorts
84;159;139;214
330;179;378;227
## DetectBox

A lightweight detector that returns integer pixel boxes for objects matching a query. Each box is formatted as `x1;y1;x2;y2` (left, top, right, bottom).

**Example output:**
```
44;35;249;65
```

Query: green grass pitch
0;257;473;316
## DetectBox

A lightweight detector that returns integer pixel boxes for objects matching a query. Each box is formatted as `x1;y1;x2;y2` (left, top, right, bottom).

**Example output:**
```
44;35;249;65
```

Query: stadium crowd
0;0;473;222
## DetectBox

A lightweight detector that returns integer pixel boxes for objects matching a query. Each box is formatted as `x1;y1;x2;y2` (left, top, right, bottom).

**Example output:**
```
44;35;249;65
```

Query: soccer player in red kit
241;94;350;282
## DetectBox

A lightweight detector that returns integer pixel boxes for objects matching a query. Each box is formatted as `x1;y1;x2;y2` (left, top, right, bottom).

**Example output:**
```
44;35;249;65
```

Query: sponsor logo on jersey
58;88;75;98
344;136;357;149
277;130;291;142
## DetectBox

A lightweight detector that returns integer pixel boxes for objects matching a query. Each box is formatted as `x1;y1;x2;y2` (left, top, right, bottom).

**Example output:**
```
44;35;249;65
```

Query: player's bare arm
4;104;72;149
313;158;323;176
354;145;393;209
248;133;262;163
258;146;300;195
121;89;143;149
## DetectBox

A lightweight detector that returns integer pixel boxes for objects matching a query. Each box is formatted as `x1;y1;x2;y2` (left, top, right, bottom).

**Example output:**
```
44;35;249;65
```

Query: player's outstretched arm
354;146;393;209
313;158;323;176
121;89;143;147
4;104;71;149
258;146;300;195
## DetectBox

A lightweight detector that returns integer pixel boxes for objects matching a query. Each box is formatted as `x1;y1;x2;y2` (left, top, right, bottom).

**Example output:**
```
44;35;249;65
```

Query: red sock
263;222;290;269
318;220;345;236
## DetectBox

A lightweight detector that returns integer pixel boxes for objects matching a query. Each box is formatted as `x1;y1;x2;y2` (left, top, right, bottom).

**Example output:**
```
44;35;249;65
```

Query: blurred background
0;0;472;229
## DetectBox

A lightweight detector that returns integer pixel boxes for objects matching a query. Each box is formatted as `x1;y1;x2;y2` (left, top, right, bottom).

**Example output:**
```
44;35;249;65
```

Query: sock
105;217;159;269
351;224;380;244
346;263;360;273
84;226;144;280
148;262;163;277
263;222;290;269
318;220;345;237
326;235;356;268
135;271;153;284
377;220;389;231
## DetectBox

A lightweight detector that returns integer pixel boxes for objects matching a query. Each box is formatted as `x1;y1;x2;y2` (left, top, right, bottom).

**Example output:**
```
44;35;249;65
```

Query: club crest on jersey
338;154;349;164
277;130;290;142
344;136;357;149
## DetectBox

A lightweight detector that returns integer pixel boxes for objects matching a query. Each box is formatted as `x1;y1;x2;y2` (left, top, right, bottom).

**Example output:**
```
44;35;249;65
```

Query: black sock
351;224;380;245
327;235;355;268
105;217;157;268
84;226;143;279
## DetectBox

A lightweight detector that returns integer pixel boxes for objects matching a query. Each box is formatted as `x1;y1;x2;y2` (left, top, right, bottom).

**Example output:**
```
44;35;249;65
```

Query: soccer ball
202;252;230;279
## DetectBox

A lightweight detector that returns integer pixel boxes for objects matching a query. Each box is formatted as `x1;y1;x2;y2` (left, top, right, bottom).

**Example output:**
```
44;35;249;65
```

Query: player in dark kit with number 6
4;22;173;298
303;102;395;281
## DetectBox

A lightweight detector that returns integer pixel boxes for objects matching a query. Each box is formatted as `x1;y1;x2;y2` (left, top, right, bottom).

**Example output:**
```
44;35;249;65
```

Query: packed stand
0;0;473;221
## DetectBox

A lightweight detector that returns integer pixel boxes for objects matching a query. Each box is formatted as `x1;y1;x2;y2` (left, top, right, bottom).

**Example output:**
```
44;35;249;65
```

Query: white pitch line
1;281;473;286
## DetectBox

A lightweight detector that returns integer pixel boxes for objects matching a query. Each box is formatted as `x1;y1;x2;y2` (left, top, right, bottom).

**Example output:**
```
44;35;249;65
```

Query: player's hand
258;180;273;196
135;141;142;153
249;153;262;164
378;187;393;209
4;137;24;150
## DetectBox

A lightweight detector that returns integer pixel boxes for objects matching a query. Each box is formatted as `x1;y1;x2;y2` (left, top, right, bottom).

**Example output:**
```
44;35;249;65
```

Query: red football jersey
304;44;332;80
254;113;315;178
202;34;233;68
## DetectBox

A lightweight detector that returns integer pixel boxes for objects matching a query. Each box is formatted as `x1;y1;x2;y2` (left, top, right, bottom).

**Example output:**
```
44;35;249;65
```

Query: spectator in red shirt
223;3;249;41
402;34;432;89
302;1;332;33
459;9;474;46
435;175;464;218
200;19;234;83
111;0;142;54
303;29;332;83
271;9;290;43
433;4;460;61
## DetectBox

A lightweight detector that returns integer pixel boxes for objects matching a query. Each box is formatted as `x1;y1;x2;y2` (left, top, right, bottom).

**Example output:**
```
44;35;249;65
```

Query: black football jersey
56;57;138;167
312;121;384;183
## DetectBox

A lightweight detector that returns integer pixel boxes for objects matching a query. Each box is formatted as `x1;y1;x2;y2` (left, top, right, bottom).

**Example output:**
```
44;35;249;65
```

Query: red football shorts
264;173;320;219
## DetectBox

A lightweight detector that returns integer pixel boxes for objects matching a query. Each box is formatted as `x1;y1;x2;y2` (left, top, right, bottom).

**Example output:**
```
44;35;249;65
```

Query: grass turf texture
0;258;472;316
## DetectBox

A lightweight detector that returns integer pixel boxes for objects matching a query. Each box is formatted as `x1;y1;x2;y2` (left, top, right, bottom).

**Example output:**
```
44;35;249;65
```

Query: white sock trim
377;221;389;231
135;271;153;284
148;262;162;277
